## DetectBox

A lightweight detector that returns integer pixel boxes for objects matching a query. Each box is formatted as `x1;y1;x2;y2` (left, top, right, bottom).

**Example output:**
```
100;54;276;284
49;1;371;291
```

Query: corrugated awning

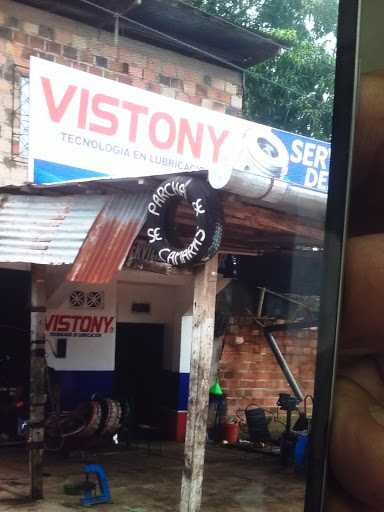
68;192;151;284
0;192;151;283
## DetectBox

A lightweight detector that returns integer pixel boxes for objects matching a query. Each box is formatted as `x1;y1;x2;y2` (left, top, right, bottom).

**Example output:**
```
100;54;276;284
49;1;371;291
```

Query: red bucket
221;422;238;444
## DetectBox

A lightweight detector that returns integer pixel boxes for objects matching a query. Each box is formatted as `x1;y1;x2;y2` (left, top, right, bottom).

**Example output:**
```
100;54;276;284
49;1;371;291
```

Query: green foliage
184;0;338;140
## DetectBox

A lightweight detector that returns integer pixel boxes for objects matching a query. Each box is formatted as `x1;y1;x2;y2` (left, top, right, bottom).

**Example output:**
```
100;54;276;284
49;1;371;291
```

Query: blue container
294;435;309;472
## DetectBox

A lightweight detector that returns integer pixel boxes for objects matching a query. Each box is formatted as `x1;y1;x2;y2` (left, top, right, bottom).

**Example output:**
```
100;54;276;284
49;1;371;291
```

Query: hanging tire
146;176;223;266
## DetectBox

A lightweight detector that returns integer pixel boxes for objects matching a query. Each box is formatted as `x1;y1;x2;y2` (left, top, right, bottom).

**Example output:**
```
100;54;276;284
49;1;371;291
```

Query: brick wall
218;316;317;420
0;0;243;187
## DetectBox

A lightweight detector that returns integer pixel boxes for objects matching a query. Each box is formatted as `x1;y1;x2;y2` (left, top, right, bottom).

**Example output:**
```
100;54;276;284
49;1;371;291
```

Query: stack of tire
45;397;122;440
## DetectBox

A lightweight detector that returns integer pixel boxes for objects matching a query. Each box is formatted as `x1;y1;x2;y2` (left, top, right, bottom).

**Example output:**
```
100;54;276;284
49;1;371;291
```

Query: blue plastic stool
80;464;111;505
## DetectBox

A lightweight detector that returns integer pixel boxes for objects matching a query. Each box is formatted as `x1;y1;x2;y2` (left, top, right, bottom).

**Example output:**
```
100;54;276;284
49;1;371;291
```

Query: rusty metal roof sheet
0;194;107;265
0;192;150;283
67;191;151;284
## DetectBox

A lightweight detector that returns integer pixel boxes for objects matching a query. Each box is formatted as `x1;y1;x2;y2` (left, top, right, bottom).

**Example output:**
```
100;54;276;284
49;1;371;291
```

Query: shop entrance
0;269;30;441
114;323;164;426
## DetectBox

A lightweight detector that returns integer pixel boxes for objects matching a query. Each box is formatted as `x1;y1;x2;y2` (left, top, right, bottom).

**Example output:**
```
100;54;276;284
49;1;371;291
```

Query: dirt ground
0;442;306;512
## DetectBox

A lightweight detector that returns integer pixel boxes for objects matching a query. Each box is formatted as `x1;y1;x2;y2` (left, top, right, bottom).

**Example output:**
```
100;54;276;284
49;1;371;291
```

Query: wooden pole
29;264;46;500
180;254;218;512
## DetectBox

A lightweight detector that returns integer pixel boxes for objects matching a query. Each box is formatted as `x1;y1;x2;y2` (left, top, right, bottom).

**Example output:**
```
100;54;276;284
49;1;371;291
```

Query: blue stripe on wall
56;370;114;411
161;370;189;411
178;373;189;411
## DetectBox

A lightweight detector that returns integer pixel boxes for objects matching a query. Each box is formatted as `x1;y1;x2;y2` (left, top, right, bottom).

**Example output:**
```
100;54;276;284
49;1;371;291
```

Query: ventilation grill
70;291;104;309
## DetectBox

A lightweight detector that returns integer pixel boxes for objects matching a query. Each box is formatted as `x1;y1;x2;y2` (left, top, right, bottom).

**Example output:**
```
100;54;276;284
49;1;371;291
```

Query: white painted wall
46;267;117;371
117;269;194;372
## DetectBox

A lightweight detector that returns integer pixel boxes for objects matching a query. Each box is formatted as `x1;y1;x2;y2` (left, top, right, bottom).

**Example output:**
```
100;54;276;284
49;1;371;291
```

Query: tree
185;0;338;140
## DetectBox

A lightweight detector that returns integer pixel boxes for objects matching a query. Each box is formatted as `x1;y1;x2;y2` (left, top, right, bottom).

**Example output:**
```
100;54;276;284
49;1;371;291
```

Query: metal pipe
263;321;318;402
256;287;266;318
219;170;327;222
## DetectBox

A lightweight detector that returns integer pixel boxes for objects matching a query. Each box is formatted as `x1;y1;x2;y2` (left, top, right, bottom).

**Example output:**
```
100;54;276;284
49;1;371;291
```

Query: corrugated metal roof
67;191;151;284
0;194;107;265
14;0;287;69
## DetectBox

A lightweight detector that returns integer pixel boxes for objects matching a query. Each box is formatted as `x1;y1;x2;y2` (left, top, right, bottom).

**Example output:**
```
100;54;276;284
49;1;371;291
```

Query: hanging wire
76;0;331;107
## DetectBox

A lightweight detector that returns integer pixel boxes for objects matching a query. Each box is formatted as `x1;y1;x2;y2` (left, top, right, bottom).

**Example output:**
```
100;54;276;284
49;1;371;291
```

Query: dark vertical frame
304;1;361;510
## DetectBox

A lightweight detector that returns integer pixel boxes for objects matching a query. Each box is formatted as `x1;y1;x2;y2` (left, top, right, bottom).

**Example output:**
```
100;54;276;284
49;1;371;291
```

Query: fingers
352;72;384;191
325;480;378;512
329;376;384;508
338;357;384;407
341;234;384;351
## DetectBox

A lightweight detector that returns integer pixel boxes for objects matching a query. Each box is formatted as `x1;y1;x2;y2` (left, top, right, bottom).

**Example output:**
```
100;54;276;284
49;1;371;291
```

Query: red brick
132;78;146;89
72;62;88;72
147;58;162;72
207;88;220;101
12;31;28;45
162;63;176;75
179;68;203;83
55;57;71;67
103;71;118;81
94;44;118;60
22;22;38;36
196;84;207;97
225;82;237;94
183;81;196;95
178;92;189;103
72;34;87;50
224;334;236;344
117;75;132;85
129;65;143;78
109;60;124;72
7;42;23;57
88;66;103;76
47;41;61;55
0;78;11;94
55;30;72;45
117;48;132;62
131;53;148;68
148;82;161;94
171;78;183;89
212;102;225;113
212;78;225;90
201;98;213;110
222;352;235;362
252;390;264;399
144;68;157;81
238;379;251;388
217;91;230;104
79;51;94;65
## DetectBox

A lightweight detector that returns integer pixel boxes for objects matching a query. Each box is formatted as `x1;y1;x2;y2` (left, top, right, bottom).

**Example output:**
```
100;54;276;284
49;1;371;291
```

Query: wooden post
180;254;218;512
29;264;46;500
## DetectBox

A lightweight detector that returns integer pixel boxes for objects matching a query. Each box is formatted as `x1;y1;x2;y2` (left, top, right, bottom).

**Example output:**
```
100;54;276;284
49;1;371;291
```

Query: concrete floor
0;442;306;512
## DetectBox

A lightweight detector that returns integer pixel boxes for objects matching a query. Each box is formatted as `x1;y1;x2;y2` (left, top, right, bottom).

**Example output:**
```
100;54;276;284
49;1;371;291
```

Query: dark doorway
114;323;164;426
0;269;30;389
0;269;30;440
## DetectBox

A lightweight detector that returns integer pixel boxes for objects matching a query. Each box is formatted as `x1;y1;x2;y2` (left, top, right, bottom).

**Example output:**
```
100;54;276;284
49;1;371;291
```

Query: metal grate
69;290;104;309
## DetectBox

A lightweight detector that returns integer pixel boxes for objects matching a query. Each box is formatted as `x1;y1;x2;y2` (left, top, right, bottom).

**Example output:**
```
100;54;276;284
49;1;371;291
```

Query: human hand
326;71;384;511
